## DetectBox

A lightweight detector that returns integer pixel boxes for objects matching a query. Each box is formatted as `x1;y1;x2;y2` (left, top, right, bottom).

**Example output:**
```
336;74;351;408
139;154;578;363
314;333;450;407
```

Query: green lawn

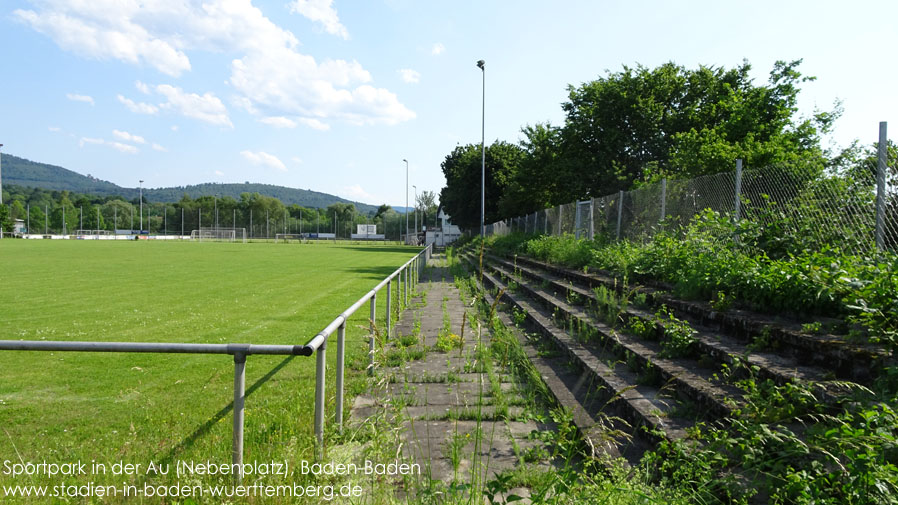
0;240;418;495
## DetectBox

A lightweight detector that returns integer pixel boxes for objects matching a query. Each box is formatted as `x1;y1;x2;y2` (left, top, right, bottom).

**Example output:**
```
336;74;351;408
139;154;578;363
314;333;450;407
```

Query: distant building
425;209;462;246
13;219;26;235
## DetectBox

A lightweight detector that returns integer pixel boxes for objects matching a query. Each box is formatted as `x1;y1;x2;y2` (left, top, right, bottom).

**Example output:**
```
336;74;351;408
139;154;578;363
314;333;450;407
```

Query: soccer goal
275;233;305;243
75;229;113;236
190;227;247;243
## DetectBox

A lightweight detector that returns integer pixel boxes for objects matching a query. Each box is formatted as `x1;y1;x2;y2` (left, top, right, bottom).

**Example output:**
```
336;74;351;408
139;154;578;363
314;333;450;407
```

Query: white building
424;209;462;246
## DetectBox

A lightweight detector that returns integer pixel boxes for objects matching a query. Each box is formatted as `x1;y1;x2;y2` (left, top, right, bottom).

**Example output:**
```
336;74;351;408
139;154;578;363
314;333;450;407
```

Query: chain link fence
488;150;897;256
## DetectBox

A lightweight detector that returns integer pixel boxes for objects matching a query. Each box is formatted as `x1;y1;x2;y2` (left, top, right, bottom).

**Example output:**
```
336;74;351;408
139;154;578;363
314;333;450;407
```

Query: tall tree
439;141;524;230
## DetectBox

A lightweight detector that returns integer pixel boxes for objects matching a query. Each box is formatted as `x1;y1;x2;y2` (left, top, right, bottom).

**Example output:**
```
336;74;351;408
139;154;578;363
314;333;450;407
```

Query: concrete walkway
350;253;555;495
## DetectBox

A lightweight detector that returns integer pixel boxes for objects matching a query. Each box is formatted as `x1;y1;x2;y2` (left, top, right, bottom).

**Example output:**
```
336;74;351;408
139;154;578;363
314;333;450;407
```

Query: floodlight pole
477;59;486;238
413;185;418;236
139;180;144;233
403;159;409;244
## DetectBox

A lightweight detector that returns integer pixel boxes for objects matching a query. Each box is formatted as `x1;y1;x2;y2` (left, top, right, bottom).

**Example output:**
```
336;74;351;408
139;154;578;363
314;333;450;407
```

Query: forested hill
1;153;378;212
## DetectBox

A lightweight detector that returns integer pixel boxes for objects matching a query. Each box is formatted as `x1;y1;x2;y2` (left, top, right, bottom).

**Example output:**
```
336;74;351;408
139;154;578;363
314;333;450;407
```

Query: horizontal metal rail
0;242;433;476
0;341;306;355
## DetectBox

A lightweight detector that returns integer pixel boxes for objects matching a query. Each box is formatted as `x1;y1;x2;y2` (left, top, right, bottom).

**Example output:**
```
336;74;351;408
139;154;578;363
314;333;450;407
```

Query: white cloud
112;129;146;144
17;0;413;127
14;5;191;76
48;126;61;132
152;143;168;152
214;170;224;176
170;125;179;131
297;118;330;131
118;94;159;114
291;156;303;164
259;116;297;128
156;84;232;127
431;42;445;55
399;69;420;84
342;184;379;204
288;0;349;39
66;93;94;105
79;136;138;154
135;80;151;94
109;141;139;154
240;150;286;172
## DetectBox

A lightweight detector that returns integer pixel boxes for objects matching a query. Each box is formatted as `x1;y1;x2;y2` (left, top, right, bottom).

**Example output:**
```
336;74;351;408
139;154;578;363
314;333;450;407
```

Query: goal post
190;227;247;243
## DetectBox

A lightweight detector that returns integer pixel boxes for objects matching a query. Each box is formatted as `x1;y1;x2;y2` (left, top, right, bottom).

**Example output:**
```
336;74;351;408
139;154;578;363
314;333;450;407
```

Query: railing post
314;342;326;460
386;280;392;340
734;159;743;222
369;294;376;376
875;122;888;251
404;266;408;306
616;190;624;240
232;353;246;482
335;322;345;432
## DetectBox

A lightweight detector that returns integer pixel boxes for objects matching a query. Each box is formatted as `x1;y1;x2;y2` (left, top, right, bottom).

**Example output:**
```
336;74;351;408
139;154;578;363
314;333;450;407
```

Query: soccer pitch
0;240;418;491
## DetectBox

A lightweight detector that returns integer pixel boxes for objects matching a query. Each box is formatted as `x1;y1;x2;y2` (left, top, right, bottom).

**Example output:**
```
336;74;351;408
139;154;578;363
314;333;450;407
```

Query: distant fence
488;123;897;255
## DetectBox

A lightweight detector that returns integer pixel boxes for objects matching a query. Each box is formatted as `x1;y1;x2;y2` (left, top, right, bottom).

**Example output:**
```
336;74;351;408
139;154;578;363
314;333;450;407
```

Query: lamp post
476;59;485;238
413;184;418;239
139;180;144;233
403;158;409;244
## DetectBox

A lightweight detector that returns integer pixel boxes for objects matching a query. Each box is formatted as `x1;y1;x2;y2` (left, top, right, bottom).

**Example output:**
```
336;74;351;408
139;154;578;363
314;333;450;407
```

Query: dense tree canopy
440;59;843;229
439;141;525;230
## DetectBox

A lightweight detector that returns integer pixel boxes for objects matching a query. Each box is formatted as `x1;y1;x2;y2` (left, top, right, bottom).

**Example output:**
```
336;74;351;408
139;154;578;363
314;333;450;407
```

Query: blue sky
1;0;895;208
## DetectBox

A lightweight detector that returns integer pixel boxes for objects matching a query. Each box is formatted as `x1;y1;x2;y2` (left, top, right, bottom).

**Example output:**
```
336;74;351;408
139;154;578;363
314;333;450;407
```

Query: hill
0;153;380;213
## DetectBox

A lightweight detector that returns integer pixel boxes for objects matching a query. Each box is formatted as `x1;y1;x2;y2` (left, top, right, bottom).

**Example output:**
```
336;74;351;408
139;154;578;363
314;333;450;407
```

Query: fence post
369;294;376;376
386;280;392;340
734;159;743;221
875;122;888;251
616;190;624;240
544;209;548;235
314;342;326;460
232;353;246;482
588;200;595;240
660;178;667;224
558;205;563;235
335;322;345;433
574;203;582;239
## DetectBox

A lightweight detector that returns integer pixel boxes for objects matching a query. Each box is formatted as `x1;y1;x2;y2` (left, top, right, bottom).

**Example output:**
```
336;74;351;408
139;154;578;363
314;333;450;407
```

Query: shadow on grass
158;355;297;465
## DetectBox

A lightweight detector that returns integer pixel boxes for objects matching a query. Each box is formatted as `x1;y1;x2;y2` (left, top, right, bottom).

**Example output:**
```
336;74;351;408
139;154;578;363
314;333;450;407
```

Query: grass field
0;240;418;498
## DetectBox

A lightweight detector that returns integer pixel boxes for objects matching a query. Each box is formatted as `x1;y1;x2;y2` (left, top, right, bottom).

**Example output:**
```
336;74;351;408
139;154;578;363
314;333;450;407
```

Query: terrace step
483;288;653;464
486;254;834;388
462;253;700;447
477;256;740;421
500;253;886;383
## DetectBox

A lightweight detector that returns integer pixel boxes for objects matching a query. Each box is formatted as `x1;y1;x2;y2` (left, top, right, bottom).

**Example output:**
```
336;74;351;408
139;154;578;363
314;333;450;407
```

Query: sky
0;0;895;209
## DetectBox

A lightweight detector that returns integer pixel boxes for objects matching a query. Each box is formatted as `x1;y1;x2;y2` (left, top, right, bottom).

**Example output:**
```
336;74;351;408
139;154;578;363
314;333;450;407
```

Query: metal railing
0;243;432;479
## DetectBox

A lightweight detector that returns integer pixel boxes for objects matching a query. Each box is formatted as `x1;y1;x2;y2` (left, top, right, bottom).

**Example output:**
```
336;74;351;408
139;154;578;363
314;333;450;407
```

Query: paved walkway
350;253;554;496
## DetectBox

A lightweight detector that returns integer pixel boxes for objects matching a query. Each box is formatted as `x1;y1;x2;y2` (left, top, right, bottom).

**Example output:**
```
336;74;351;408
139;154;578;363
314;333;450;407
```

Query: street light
139;180;144;233
476;59;485;238
403;158;409;244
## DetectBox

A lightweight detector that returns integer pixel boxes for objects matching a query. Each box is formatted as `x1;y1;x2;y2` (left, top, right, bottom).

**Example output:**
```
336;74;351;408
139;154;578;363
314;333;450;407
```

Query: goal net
190;227;247;243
